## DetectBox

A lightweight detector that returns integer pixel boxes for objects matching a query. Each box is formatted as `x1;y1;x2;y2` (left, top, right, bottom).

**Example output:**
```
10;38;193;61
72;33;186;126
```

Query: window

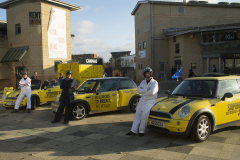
175;44;180;53
137;12;139;16
138;43;141;50
137;28;139;35
173;36;176;42
15;24;21;34
177;6;185;14
143;41;146;49
119;79;137;89
144;18;149;32
138;64;140;69
131;59;133;64
172;80;217;98
97;80;119;93
218;80;240;98
141;64;143;69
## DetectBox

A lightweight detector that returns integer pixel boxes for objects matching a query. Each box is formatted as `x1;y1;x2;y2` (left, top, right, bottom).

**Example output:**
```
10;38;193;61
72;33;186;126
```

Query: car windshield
172;80;217;98
77;80;97;93
31;80;41;90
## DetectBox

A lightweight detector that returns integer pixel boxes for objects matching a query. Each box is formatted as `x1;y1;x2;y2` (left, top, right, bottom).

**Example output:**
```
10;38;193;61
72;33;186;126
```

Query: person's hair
34;71;37;73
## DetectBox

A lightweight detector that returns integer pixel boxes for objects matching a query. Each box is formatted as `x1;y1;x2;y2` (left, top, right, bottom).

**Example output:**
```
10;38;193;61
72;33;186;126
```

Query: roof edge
131;1;148;15
0;0;80;11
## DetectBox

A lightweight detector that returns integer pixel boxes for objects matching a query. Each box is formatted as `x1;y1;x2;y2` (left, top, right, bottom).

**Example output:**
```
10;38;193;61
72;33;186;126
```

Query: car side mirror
96;90;99;95
164;90;171;95
221;92;233;101
44;86;47;90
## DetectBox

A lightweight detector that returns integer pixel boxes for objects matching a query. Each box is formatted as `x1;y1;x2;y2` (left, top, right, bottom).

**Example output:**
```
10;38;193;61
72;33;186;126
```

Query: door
159;62;165;81
40;84;61;102
175;60;182;71
215;79;240;125
15;67;26;88
93;79;119;111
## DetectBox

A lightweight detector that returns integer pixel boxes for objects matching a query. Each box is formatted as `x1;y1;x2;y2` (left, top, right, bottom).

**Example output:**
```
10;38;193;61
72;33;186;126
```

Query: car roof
88;77;132;81
185;76;240;81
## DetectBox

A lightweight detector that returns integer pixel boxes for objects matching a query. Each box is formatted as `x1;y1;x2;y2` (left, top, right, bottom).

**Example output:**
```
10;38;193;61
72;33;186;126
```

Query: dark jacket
60;78;75;103
31;75;37;80
188;72;196;78
59;76;64;83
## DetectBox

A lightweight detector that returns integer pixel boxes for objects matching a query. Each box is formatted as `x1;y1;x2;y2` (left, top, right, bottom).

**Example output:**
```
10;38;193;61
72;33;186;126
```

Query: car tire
130;97;139;112
31;97;37;110
191;115;211;142
71;103;87;120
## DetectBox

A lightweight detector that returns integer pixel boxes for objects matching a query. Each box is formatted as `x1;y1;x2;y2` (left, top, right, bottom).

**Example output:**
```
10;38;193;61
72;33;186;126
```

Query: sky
0;0;239;62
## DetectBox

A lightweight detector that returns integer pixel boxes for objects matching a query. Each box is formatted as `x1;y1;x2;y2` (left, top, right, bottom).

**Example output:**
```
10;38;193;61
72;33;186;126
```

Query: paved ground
1;81;240;160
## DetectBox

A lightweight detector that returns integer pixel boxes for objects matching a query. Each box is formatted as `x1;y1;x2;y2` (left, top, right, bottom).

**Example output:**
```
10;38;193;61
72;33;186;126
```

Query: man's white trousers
14;88;31;110
131;99;156;134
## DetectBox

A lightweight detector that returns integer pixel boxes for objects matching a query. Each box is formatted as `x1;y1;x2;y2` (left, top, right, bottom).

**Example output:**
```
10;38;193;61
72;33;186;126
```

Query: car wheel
31;97;37;110
71;103;87;120
130;97;139;112
191;115;211;142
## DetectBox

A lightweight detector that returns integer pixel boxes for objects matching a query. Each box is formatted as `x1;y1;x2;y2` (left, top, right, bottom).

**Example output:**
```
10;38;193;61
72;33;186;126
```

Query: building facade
0;0;80;88
132;1;240;81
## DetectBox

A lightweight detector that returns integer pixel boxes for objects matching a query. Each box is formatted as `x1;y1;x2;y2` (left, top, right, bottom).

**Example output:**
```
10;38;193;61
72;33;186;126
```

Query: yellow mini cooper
51;77;140;120
148;76;240;142
2;80;62;110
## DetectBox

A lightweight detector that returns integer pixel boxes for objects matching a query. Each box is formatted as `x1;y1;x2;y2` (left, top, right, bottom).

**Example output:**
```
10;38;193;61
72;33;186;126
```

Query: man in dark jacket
188;69;196;78
51;70;75;125
31;72;37;80
58;73;64;83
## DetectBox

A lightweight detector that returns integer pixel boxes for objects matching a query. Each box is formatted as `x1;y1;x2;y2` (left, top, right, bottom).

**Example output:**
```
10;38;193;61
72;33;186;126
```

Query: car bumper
51;101;66;114
2;99;27;108
147;116;190;137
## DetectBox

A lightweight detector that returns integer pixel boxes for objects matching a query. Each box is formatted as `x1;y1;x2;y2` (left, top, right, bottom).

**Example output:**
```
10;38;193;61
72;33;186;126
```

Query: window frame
175;43;180;54
119;79;137;90
138;43;141;50
143;41;146;49
15;23;21;35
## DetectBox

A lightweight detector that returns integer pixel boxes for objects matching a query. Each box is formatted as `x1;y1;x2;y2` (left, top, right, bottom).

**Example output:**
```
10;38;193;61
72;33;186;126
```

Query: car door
118;79;138;108
93;79;119;111
215;79;240;125
40;84;61;102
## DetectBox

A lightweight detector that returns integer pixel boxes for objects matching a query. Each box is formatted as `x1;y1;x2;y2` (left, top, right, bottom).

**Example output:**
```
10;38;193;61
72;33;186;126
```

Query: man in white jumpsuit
12;71;31;113
126;67;158;137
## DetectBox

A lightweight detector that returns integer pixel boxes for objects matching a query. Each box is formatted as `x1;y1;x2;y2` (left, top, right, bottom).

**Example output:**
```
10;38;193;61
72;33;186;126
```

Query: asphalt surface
1;81;240;160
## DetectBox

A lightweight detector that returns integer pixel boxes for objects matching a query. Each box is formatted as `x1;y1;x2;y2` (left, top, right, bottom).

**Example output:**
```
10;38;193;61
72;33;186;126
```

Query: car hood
151;97;215;119
6;90;21;98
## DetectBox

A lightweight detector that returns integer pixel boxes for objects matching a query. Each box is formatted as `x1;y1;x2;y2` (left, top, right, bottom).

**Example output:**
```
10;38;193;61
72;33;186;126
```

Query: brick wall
134;3;240;81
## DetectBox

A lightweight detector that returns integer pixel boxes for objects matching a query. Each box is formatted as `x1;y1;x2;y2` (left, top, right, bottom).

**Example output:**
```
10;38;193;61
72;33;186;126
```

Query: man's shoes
139;133;145;137
51;120;60;123
27;109;31;113
11;109;18;113
126;131;137;136
63;121;69;125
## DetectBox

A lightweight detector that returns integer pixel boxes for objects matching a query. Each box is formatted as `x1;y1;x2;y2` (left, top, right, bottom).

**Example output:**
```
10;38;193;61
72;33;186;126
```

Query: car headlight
178;106;190;119
2;93;6;99
53;96;58;102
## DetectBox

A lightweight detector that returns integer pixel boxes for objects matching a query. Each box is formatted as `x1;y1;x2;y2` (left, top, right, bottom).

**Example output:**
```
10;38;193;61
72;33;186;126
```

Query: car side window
217;80;240;98
119;80;136;89
97;80;119;93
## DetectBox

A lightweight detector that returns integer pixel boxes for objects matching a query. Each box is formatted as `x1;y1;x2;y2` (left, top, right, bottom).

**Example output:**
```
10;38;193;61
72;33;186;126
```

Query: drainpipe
151;2;154;70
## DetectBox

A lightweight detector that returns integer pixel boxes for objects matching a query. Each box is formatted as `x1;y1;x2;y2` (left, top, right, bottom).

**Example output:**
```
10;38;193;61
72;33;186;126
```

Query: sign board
29;12;41;26
48;7;67;59
77;58;103;65
139;50;146;58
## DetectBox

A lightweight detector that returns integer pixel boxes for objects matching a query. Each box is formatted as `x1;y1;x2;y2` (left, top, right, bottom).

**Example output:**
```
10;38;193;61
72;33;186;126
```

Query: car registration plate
6;102;15;106
150;120;165;128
